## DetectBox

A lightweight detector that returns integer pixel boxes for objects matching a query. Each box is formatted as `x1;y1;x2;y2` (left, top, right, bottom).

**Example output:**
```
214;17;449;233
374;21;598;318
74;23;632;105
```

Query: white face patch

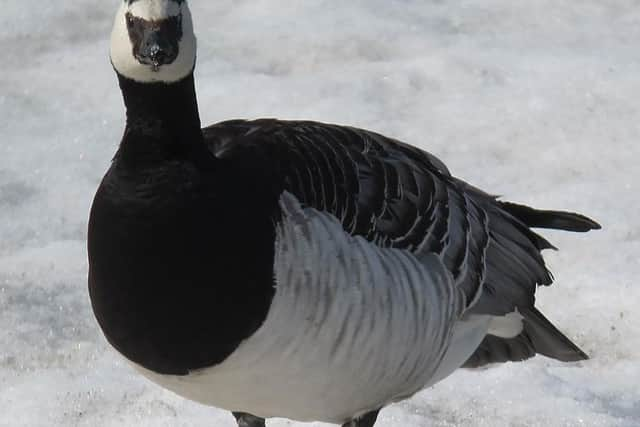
110;0;197;83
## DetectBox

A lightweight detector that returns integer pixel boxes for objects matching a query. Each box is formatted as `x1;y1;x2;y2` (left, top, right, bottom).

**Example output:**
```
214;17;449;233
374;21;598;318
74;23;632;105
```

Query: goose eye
126;14;135;29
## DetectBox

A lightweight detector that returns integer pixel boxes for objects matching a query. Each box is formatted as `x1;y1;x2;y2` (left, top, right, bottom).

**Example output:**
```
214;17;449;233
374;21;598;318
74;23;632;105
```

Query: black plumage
89;76;282;375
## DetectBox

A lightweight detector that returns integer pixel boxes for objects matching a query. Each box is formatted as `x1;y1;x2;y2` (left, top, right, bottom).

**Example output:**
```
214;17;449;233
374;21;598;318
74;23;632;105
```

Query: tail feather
499;201;601;232
521;307;588;362
463;334;535;368
460;198;596;368
463;307;588;368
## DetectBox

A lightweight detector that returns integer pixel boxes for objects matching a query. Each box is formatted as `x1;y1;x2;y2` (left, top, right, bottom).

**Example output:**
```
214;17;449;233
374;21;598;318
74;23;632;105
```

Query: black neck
116;72;210;166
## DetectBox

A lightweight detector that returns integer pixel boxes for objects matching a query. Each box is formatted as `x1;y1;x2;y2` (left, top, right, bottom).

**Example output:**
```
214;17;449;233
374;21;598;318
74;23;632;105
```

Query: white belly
135;193;469;423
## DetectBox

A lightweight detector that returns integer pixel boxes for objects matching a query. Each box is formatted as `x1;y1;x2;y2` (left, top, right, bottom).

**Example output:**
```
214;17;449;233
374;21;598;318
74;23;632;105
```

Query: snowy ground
1;1;639;426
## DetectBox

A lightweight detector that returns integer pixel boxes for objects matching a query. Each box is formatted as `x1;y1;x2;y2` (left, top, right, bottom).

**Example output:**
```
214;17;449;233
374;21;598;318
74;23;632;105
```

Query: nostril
149;45;166;62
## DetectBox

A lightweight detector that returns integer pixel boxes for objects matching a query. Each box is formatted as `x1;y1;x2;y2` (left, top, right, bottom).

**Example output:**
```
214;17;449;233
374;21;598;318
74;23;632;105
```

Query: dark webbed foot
342;410;380;427
232;412;266;427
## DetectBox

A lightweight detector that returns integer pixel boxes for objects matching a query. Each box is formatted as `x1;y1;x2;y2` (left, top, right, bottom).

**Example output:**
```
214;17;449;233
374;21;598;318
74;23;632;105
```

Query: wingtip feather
499;201;601;233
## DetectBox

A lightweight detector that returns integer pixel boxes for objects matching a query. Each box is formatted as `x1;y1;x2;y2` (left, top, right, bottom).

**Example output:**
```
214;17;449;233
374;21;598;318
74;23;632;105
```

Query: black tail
521;307;588;361
463;308;588;368
499;201;601;232
462;201;597;368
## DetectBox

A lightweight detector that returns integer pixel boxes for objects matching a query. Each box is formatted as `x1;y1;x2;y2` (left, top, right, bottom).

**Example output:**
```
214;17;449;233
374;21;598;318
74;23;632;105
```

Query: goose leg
232;412;266;427
342;410;380;427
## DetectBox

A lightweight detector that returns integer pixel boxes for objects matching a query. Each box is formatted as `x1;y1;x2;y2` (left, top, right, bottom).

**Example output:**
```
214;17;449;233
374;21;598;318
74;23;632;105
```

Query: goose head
110;0;196;83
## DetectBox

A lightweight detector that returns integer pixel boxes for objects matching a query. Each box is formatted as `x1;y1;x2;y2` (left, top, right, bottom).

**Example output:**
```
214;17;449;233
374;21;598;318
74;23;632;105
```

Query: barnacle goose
88;1;600;426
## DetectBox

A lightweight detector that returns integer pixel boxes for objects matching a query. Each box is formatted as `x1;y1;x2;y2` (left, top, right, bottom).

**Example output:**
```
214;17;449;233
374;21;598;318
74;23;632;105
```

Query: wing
203;119;598;362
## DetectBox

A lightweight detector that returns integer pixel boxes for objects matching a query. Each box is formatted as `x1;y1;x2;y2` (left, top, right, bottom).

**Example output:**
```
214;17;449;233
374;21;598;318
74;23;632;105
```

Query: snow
1;0;638;426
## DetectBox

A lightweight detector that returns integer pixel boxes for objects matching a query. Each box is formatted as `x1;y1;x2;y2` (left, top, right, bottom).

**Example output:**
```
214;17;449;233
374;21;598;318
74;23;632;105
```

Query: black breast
88;158;279;375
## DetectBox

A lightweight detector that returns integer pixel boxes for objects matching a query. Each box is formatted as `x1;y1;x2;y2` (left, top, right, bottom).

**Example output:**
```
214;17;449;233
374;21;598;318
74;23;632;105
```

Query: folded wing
204;119;598;366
